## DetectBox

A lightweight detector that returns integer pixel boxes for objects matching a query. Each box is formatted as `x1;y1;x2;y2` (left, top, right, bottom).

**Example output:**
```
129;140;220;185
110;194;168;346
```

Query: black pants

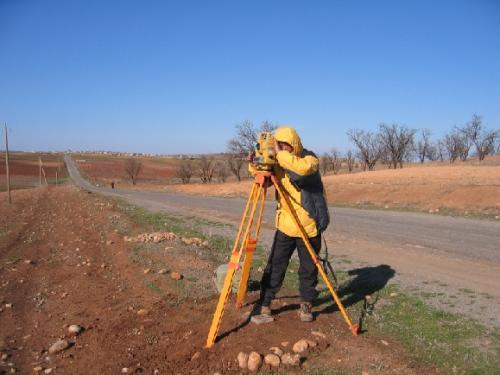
260;230;322;306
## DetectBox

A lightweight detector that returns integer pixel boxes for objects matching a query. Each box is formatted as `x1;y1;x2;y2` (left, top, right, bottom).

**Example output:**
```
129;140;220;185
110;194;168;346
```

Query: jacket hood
274;127;303;156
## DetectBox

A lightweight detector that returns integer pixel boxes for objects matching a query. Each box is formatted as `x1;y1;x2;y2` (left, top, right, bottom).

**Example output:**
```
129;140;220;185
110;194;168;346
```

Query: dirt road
65;155;500;326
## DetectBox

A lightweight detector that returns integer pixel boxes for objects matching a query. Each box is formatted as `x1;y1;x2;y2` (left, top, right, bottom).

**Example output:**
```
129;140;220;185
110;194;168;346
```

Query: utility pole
4;123;12;204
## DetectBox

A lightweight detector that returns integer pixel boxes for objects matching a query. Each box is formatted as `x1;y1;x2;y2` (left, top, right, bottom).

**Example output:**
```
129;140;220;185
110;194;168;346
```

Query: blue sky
1;0;499;154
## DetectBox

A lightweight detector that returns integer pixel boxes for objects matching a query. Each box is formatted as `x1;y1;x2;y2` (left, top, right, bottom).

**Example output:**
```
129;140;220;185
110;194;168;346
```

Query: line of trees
175;121;277;185
174;114;499;184
346;114;499;171
174;156;245;185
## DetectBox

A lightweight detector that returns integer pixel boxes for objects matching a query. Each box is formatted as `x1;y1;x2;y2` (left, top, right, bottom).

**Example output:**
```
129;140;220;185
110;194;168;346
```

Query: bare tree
198;156;216;183
416;128;432;163
347;129;382;171
225;154;245;181
176;159;194;184
444;132;459;163
124;158;142;185
425;142;439;162
345;149;355;172
216;161;229;183
378;146;392;168
260;120;277;133
227;120;278;155
330;149;342;175
443;129;469;163
460;114;499;161
378;123;416;168
434;140;446;162
319;153;331;175
458;132;472;161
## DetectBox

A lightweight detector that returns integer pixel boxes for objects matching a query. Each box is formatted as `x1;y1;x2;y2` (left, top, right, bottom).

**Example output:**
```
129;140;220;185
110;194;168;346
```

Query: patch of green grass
116;200;197;236
46;177;70;185
281;258;300;290
304;366;351;374
363;285;500;374
145;280;161;294
420;291;437;299
459;287;475;294
6;256;21;264
480;293;494;300
113;198;234;262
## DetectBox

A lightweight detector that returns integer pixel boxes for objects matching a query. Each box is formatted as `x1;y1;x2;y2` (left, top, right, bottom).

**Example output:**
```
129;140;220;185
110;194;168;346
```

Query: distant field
0;152;68;191
72;153;182;187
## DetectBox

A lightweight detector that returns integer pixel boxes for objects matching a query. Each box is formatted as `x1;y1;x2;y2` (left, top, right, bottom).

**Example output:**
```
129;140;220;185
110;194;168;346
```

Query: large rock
292;339;309;353
170;272;183;280
48;339;70;354
67;324;83;335
247;351;262;372
305;339;317;348
214;264;242;293
281;352;301;366
237;352;248;369
269;346;283;357
264;353;280;367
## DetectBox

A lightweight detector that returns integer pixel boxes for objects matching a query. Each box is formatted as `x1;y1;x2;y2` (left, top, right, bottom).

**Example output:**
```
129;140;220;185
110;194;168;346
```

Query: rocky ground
0;186;436;374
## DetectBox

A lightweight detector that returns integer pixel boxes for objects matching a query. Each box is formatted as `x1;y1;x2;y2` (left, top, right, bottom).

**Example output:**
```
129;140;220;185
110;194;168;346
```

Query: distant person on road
249;127;329;323
111;181;115;189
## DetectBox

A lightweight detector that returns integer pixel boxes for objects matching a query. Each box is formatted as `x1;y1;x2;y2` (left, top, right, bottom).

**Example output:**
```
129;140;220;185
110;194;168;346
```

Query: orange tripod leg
205;181;263;348
236;183;268;307
271;176;359;336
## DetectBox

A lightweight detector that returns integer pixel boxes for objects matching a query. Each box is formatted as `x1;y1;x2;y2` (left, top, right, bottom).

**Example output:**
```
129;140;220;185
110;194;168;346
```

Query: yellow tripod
205;171;359;349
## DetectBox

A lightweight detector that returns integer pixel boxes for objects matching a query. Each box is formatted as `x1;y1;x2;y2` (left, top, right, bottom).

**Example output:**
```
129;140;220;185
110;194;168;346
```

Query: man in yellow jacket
251;127;330;323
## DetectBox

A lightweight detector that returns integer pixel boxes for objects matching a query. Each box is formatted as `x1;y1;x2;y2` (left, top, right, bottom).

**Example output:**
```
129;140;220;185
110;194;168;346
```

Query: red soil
0;186;435;374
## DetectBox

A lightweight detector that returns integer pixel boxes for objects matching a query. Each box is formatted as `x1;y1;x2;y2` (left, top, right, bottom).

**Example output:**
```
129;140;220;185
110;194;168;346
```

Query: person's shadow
216;264;395;342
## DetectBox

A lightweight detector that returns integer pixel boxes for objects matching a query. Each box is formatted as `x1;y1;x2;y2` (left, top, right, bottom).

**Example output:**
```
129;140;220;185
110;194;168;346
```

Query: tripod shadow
315;264;395;330
216;264;395;342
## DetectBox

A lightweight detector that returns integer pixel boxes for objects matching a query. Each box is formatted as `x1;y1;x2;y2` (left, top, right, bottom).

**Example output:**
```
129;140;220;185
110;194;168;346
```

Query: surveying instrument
205;132;359;348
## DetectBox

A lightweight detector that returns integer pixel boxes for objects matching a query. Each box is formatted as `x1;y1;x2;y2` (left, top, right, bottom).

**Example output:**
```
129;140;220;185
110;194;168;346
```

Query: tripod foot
350;324;360;336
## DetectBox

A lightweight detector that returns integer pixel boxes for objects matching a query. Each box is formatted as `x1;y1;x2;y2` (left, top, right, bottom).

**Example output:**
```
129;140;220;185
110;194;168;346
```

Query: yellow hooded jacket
251;127;330;238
